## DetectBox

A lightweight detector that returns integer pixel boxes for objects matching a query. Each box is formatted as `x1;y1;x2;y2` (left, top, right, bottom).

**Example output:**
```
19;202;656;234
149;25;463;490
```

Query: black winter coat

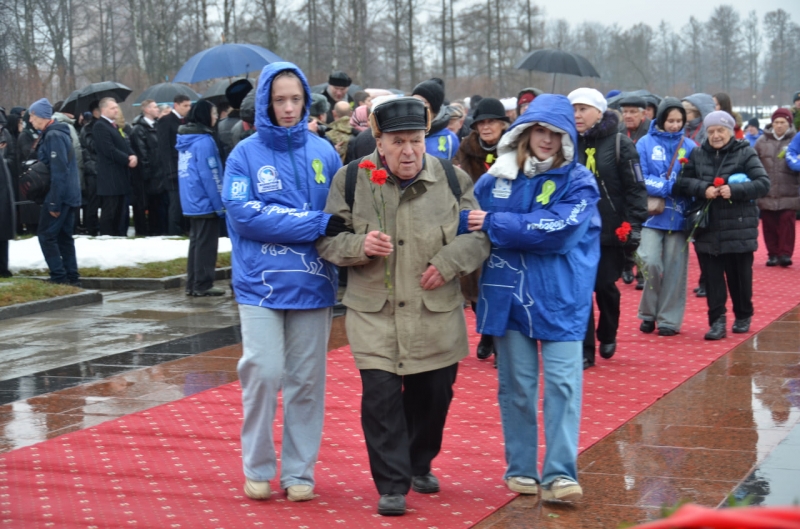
130;115;162;195
675;138;770;255
216;110;240;163
0;148;15;241
93;117;133;196
577;110;648;246
157;112;182;191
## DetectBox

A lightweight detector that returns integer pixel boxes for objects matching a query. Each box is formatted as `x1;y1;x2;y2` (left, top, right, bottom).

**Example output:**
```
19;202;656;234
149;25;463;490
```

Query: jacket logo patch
651;146;666;161
178;151;192;177
226;176;250;201
207;156;218;169
492;178;512;199
51;151;57;158
257;165;282;193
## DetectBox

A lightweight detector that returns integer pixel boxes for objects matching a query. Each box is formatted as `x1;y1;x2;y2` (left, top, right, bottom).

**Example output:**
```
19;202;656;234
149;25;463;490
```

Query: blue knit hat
29;98;53;120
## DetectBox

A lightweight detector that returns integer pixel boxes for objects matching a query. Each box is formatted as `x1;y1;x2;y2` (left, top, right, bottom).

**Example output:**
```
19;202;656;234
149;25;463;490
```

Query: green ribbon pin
438;136;447;152
678;147;686;159
536;180;556;205
312;159;325;184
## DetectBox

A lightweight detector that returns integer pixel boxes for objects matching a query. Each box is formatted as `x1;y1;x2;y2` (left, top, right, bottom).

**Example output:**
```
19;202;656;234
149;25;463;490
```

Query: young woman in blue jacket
635;98;697;336
176;99;225;296
466;94;601;502
221;63;344;502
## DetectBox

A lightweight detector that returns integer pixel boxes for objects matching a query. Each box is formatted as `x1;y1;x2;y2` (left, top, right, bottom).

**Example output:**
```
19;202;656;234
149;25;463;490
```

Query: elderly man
618;95;650;144
317;97;490;517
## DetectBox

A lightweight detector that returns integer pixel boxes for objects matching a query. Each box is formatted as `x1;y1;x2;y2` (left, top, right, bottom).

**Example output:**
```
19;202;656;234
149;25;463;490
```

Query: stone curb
29;267;232;291
0;290;103;321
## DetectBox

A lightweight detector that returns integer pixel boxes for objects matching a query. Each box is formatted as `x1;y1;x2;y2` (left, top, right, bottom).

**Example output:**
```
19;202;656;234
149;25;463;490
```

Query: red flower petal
713;177;725;187
679;157;689;165
370;169;388;185
358;160;377;171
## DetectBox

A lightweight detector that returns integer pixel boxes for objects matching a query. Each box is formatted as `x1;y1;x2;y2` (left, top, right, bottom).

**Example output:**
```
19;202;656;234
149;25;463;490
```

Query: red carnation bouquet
713;177;725;187
358;159;392;294
616;221;649;285
615;221;632;243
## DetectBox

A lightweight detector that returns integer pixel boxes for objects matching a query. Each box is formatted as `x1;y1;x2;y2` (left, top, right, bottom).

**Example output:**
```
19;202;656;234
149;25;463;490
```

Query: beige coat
317;152;490;375
755;126;800;212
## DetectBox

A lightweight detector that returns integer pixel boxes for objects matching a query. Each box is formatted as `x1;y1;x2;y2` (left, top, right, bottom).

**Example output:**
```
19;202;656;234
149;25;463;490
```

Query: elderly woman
755;108;799;267
468;94;600;502
675;111;770;340
317;97;490;516
635;98;697;336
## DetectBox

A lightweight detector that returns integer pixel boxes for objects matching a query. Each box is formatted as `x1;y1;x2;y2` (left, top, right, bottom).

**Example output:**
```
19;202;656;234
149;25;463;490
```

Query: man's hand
705;186;719;200
128;155;138;168
49;211;60;218
420;265;445;290
468;210;487;232
718;184;732;200
364;230;393;257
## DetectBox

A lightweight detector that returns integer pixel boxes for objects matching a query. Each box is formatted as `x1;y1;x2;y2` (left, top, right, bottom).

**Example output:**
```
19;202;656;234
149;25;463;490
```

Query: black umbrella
133;83;200;106
60;81;132;115
607;90;662;110
201;78;253;106
515;49;600;92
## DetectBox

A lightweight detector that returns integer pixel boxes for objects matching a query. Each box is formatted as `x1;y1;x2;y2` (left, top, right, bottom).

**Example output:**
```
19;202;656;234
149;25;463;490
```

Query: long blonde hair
515;126;565;170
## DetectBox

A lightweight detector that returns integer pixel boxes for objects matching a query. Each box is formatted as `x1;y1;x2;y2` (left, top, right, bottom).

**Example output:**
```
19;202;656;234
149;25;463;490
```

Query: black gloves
324;215;353;236
625;228;641;251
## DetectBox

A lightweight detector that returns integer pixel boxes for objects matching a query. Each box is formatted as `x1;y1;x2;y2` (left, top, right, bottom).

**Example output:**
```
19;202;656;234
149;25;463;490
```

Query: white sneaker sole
541;484;583;502
505;478;539;495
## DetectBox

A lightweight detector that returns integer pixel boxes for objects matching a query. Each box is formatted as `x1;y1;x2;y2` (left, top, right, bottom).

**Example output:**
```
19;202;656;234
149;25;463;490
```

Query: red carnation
713;177;725;187
679;157;689;165
370;169;388;186
615;221;632;242
358;160;377;171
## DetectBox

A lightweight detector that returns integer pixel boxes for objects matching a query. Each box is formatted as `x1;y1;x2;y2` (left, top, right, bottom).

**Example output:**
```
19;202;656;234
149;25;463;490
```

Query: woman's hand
420;265;445;290
705;186;719;200
468;210;487;231
364;230;393;257
718;185;732;200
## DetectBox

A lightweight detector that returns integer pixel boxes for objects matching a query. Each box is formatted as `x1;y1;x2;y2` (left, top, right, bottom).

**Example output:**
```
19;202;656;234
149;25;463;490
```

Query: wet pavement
1;288;799;526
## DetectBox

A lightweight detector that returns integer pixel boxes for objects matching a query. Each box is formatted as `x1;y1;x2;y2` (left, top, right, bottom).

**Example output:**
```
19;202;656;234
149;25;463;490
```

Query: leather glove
324;214;353;236
624;228;641;251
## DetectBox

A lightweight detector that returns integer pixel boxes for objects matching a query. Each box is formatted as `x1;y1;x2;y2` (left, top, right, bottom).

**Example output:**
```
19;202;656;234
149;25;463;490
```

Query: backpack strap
438;158;462;203
344;157;363;211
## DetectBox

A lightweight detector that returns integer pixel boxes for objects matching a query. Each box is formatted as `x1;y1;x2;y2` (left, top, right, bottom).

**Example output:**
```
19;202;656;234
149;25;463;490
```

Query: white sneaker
286;484;315;502
244;478;271;500
505;476;539;495
541;477;583;502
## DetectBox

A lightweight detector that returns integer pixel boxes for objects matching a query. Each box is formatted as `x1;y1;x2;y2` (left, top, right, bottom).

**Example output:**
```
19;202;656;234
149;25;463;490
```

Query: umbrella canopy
515;49;600;78
201;78;254;106
173;43;282;84
607;89;662;110
132;83;200;106
60;81;132;115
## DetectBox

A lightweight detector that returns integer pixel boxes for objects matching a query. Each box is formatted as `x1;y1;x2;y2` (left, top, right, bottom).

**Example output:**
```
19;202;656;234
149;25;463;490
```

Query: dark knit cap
793;91;800;103
328;71;352;88
619;95;647;109
412;80;445;115
373;97;428;133
747;117;760;129
188;99;215;128
309;93;329;117
470;98;509;128
772;107;793;124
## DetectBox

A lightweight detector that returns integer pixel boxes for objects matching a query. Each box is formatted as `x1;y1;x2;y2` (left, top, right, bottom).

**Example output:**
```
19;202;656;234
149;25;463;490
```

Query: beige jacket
317;152;490;375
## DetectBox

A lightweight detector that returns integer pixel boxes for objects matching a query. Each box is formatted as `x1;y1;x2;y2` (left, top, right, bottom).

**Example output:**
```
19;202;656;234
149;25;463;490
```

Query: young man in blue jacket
29;99;82;285
222;62;344;503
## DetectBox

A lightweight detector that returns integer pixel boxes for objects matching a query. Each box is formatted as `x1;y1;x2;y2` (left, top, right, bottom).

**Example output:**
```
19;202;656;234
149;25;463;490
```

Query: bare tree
743;10;761;105
706;5;741;92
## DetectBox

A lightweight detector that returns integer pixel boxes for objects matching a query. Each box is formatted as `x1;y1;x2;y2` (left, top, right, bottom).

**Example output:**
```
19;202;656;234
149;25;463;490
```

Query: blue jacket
38;121;81;212
745;130;762;148
473;94;601;341
425;127;460;159
222;62;342;310
176;125;225;217
636;120;697;231
787;132;800;172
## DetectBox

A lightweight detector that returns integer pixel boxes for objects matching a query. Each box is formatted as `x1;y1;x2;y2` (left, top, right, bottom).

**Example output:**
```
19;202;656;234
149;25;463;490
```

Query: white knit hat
567;88;607;113
500;97;517;111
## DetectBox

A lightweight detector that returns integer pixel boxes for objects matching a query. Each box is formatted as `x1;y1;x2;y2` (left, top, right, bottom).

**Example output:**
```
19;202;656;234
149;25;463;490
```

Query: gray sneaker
541;477;583;502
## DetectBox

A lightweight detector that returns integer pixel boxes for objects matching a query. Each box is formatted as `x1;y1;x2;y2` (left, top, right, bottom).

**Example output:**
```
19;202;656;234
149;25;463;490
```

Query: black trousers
83;176;101;236
186;216;220;294
584;245;625;363
360;363;458;495
697;252;754;326
145;193;164;236
0;240;9;276
99;194;125;236
167;189;184;236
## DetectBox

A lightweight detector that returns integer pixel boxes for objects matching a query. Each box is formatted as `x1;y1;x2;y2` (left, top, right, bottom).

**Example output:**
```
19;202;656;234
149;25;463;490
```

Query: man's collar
102;115;115;124
143;116;156;126
172;109;183;119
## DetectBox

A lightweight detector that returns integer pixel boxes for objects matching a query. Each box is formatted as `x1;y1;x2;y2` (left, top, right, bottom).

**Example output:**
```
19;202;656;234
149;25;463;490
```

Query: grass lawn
0;278;82;308
15;252;232;279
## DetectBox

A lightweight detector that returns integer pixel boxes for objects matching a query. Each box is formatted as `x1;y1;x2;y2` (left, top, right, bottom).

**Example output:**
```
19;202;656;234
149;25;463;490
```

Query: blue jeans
37;206;79;283
495;331;582;485
237;304;331;489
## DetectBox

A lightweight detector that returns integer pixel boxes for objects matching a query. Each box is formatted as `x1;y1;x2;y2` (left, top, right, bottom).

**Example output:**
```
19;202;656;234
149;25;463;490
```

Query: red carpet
2;234;799;528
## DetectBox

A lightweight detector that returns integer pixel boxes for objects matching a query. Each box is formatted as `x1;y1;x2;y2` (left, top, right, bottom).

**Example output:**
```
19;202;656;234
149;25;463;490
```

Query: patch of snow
9;236;232;272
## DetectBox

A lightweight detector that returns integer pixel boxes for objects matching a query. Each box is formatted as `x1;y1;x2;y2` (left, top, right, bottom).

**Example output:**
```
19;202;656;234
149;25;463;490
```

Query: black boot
704;315;727;340
476;334;494;360
732;317;751;334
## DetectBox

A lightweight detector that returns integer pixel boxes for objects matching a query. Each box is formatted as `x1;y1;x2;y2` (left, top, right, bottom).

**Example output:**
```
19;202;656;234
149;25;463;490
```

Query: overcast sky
540;0;798;30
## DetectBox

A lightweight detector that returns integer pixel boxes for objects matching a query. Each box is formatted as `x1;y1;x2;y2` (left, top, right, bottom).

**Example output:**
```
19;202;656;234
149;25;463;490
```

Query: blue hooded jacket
473;94;601;341
222;62;342;309
636;120;697;231
176;126;225;217
425;127;460;159
787;132;800;172
38;121;81;212
745;129;762;148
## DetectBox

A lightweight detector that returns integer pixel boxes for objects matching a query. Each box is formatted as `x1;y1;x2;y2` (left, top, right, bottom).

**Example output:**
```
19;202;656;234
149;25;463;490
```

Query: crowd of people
1;62;800;515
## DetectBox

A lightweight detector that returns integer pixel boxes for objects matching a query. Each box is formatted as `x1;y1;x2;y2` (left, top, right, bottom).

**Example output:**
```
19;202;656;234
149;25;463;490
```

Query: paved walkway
1;288;798;527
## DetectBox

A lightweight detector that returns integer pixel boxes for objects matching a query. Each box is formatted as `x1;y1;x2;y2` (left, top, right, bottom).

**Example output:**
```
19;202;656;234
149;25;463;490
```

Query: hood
682;93;715;120
52;112;75;125
488;94;576;181
646;119;686;141
428;106;452;136
655;97;686;131
40;120;71;141
176;124;214;150
255;62;312;152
